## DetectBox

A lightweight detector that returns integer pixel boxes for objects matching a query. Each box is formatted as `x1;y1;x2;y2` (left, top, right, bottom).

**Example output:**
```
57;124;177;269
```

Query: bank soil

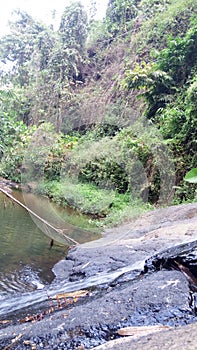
0;203;197;349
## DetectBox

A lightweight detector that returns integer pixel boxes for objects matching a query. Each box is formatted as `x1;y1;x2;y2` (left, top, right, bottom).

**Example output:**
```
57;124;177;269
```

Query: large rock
53;203;197;282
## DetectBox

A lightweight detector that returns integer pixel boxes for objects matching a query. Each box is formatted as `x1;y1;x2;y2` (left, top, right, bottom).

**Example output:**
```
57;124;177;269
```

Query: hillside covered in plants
0;0;196;227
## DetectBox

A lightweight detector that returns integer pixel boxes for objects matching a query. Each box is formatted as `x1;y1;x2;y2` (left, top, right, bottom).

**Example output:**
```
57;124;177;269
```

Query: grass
34;179;153;229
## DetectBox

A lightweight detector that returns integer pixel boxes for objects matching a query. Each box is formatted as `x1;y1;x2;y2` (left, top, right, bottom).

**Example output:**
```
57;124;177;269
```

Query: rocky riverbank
0;202;197;349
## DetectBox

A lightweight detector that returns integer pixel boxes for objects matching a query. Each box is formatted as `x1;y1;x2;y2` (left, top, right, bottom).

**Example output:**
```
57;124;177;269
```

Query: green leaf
184;168;197;183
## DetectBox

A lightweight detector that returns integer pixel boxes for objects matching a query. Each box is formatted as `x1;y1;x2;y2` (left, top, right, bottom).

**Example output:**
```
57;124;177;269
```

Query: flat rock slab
53;203;197;282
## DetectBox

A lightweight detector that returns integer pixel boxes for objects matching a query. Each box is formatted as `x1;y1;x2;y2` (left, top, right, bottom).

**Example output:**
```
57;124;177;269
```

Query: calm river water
0;189;99;301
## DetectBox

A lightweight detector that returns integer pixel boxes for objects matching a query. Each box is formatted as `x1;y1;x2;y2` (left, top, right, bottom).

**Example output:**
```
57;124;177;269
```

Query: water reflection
20;190;100;244
0;190;100;298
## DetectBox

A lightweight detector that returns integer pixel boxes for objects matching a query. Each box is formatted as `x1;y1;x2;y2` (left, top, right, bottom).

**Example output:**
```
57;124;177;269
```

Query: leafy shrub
79;158;129;193
122;62;176;118
158;107;186;139
0;113;35;181
157;15;197;84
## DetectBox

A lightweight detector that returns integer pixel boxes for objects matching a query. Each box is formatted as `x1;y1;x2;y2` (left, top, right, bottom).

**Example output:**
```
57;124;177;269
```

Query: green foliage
61;180;116;217
0;4;89;127
0;86;31;124
87;20;109;48
21;124;80;185
0;10;46;87
122;62;175;118
157;74;197;142
138;0;170;19
123;15;197;119
121;11;196;204
157;15;197;84
60;1;88;54
61;127;160;204
0;87;31;180
106;0;139;35
186;75;197;113
0;113;35;181
0;10;44;64
101;197;153;227
79;158;129;193
21;123;59;182
184;168;197;184
0;113;28;157
34;180;100;230
137;0;196;50
34;178;152;227
172;181;196;204
157;106;186;139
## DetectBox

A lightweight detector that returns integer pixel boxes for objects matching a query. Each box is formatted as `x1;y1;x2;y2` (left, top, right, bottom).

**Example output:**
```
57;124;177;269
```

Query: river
0;188;100;316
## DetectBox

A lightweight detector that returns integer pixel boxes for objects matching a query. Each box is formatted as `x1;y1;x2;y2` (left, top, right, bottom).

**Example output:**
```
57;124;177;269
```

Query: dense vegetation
0;0;196;228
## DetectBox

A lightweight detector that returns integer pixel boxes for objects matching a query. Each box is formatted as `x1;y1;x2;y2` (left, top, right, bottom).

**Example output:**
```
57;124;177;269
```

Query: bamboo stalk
0;187;79;246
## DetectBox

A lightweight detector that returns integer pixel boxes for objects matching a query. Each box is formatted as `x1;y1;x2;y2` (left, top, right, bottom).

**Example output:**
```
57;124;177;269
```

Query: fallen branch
0;187;79;246
117;325;171;337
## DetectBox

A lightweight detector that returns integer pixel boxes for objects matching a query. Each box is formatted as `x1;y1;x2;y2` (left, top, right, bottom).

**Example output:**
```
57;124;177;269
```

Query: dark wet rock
52;259;74;280
144;240;197;272
0;269;195;349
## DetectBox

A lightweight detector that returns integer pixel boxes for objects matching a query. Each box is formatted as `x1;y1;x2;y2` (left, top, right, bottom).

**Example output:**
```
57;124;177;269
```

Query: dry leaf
0;320;11;324
24;340;36;349
45;306;54;315
11;333;23;343
20;313;44;323
24;340;32;345
20;315;36;323
17;290;89;325
118;325;171;337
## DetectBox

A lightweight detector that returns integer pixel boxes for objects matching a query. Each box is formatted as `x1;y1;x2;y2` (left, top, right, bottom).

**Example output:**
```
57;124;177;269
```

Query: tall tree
0;10;46;87
0;4;89;128
59;1;88;80
106;0;139;35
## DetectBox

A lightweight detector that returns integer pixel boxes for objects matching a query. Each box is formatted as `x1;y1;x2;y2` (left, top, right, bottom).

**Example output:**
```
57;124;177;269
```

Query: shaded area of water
20;190;101;244
0;189;100;302
0;193;66;297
